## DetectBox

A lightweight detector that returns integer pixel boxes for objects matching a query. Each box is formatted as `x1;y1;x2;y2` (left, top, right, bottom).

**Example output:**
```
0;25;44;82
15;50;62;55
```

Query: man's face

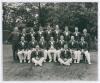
60;36;64;40
51;37;54;41
41;37;44;41
71;36;74;40
47;26;51;31
83;29;87;34
39;27;43;31
81;37;84;41
75;27;78;32
56;25;59;30
22;28;26;33
32;37;35;41
64;45;68;50
65;26;68;31
31;28;34;32
14;27;18;32
21;37;25;41
36;46;39;50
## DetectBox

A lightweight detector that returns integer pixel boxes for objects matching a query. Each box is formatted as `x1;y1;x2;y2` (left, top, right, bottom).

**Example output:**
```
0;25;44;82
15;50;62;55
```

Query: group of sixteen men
8;24;91;66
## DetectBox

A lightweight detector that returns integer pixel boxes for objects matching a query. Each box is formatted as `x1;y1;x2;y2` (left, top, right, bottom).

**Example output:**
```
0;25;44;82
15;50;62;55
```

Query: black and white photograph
2;2;98;81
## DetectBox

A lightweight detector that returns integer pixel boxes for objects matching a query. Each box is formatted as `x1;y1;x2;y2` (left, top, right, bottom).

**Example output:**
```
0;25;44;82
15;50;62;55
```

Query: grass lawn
3;45;98;81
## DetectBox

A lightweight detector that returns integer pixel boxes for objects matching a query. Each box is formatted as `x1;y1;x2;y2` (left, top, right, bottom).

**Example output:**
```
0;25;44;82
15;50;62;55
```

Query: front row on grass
17;36;91;66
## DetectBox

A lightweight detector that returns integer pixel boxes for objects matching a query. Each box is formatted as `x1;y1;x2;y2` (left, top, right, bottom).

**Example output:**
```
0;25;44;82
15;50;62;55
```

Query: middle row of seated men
17;35;91;66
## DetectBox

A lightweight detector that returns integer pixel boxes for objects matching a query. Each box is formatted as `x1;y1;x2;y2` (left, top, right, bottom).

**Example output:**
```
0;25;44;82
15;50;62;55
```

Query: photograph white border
0;0;99;83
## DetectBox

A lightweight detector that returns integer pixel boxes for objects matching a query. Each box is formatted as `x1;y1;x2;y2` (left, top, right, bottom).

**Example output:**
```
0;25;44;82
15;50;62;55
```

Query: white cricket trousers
17;50;27;63
47;49;57;62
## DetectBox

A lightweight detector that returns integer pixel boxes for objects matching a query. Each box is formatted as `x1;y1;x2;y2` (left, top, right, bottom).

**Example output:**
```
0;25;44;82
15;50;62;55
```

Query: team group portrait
3;2;98;81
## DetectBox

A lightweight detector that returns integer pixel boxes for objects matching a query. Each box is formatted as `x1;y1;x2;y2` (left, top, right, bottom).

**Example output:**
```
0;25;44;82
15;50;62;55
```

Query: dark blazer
31;50;44;59
39;41;47;49
79;41;88;51
58;40;66;49
81;33;90;44
28;40;38;49
60;50;71;59
72;32;81;41
36;31;45;42
18;41;28;50
47;41;56;49
53;30;62;42
8;31;20;45
44;30;53;42
26;32;36;42
68;40;78;50
63;31;71;42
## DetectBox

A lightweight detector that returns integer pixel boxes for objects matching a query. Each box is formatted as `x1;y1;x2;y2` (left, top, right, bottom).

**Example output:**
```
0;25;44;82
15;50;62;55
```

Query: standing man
63;26;71;42
26;28;36;42
53;25;62;42
36;26;45;42
20;28;28;42
78;37;91;64
45;25;53;42
73;27;80;42
7;27;20;61
82;28;91;50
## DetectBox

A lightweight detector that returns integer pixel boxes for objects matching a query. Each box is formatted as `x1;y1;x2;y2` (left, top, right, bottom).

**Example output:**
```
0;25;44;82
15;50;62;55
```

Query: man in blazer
39;36;48;62
53;25;62;42
36;26;45;42
7;27;20;61
31;45;45;66
72;27;81;42
26;28;36;42
78;37;91;64
68;36;79;63
63;26;71;42
17;36;28;63
44;25;53;42
47;37;57;62
82;28;91;50
27;36;38;63
58;44;72;65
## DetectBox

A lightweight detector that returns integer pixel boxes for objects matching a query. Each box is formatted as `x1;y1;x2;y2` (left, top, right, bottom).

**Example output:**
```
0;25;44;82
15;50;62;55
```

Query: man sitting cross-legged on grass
58;44;72;66
17;36;28;63
31;45;45;66
78;36;91;64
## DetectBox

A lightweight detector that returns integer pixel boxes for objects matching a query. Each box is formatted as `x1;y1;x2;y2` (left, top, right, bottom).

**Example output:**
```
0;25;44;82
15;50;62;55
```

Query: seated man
68;36;79;63
17;36;28;63
39;36;48;62
27;36;38;63
78;37;91;64
31;45;45;66
58;44;72;66
47;37;57;62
